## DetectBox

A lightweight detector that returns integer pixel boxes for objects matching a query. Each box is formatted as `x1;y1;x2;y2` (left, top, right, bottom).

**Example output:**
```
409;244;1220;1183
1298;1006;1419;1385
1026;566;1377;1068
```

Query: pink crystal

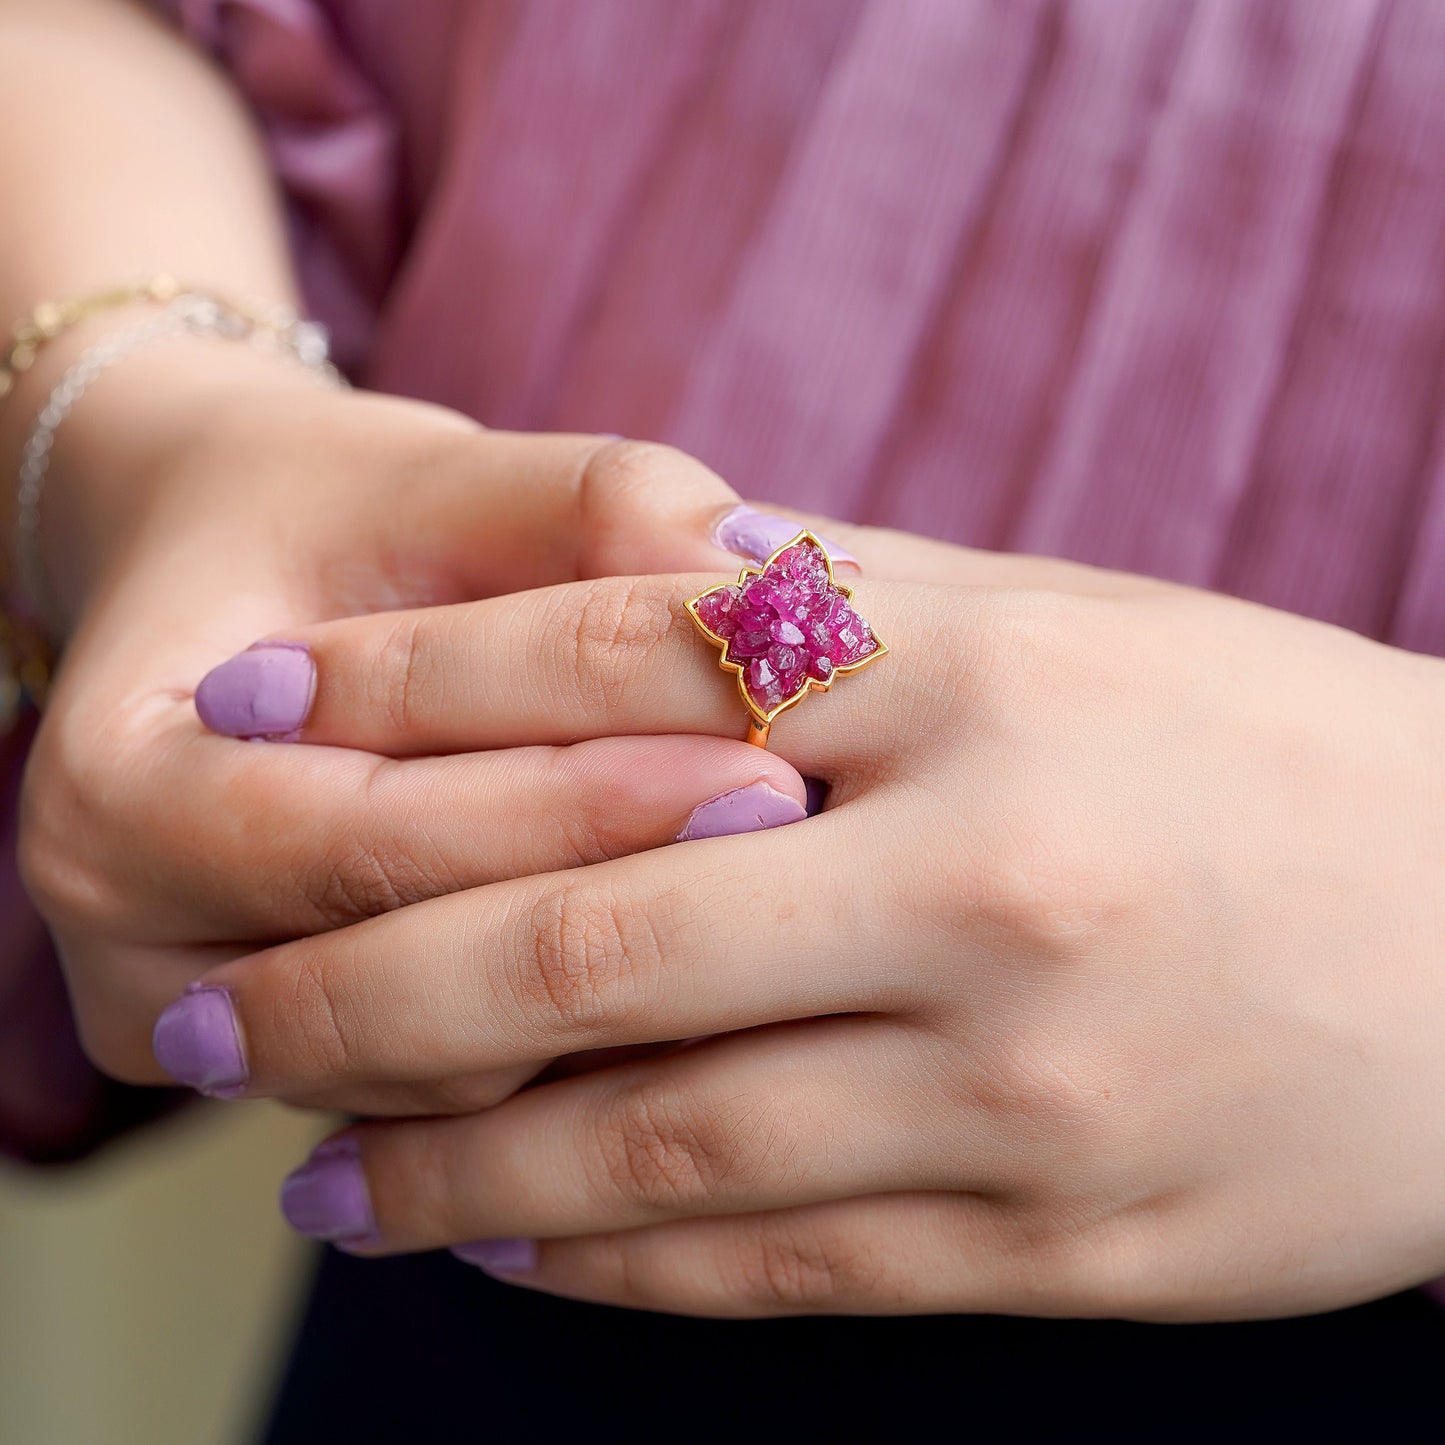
746;657;786;710
695;536;879;715
695;584;742;639
777;541;830;591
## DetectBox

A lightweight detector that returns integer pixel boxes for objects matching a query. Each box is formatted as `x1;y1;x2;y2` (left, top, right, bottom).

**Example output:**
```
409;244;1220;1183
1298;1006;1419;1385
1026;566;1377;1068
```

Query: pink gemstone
740;577;772;609
729;628;772;659
745;657;785;711
695;585;742;638
768;642;802;678
831;618;877;666
778;541;829;590
703;535;879;709
745;575;806;622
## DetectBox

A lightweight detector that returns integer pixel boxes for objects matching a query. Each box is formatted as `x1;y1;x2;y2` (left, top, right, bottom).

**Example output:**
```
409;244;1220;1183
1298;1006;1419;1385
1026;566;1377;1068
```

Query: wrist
10;320;339;628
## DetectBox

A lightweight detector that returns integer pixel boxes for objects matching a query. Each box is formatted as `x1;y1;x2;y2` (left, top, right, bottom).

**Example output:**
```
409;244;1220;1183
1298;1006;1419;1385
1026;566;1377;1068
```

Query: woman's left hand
162;534;1445;1321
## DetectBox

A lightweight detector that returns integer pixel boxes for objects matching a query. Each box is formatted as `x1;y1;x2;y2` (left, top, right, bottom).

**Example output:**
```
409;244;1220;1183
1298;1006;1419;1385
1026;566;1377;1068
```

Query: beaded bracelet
2;289;345;731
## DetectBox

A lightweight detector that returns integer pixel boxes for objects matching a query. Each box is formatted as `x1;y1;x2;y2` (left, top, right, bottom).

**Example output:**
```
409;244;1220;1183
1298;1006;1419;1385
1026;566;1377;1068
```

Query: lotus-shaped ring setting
685;529;888;749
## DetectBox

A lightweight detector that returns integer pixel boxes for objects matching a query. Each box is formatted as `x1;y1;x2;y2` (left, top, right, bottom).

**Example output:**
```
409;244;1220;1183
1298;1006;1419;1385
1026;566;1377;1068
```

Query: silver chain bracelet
14;292;346;635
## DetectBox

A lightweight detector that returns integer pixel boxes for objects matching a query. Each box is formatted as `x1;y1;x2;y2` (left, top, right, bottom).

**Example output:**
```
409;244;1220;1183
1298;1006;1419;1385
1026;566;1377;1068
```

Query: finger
455;1193;1048;1319
74;431;752;721
72;731;804;1086
196;574;927;774
114;729;807;943
278;1021;1007;1250
344;424;759;597
160;807;924;1101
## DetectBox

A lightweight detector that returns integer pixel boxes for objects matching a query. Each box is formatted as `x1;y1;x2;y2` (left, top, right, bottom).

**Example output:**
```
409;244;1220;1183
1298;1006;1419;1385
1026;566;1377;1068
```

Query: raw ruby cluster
693;537;879;714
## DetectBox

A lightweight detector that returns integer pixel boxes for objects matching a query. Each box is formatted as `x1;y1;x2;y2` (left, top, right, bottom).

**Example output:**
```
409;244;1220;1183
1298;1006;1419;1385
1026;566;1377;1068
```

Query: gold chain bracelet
2;276;339;737
0;275;190;402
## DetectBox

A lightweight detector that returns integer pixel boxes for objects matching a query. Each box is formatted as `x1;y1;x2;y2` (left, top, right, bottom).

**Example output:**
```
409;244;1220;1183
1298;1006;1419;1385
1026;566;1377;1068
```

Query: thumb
571;438;860;580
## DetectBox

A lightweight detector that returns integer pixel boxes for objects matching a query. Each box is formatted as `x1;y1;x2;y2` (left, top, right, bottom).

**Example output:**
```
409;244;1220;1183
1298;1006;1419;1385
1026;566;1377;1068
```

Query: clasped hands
21;378;1445;1320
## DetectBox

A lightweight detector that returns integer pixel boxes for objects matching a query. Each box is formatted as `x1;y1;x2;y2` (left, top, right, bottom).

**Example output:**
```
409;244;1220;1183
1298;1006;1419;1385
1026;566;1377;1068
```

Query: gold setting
685;528;888;749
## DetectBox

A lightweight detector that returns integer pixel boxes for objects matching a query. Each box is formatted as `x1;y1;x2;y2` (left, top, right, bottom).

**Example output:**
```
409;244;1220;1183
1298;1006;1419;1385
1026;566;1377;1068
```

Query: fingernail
712;504;857;567
451;1238;538;1275
280;1136;378;1245
152;984;247;1096
195;642;316;740
678;780;808;841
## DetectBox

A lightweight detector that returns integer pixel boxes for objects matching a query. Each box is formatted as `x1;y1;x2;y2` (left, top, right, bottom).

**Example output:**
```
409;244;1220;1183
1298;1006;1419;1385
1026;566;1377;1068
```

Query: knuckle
270;943;361;1080
958;791;1123;972
972;1028;1116;1143
304;761;465;927
306;846;408;929
370;612;439;736
15;810;111;931
592;1078;735;1213
17;713;144;933
964;831;1099;965
575;440;710;563
305;828;456;931
514;884;656;1039
731;1215;874;1313
568;576;678;720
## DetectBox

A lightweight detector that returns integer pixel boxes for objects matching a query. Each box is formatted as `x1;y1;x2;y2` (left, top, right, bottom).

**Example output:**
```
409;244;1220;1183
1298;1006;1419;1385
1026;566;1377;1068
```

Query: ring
685;529;888;749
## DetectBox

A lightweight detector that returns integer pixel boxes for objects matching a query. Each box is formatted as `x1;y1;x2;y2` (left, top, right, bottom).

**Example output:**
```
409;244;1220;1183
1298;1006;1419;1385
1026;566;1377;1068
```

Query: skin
163;551;1445;1322
7;0;1445;1324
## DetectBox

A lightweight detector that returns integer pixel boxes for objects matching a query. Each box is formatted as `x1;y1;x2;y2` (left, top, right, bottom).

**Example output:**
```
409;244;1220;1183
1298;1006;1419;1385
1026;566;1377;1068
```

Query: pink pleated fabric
7;0;1445;1164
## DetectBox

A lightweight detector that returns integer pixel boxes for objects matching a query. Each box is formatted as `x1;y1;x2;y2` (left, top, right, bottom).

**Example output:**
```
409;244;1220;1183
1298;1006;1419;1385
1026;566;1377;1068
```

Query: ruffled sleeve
153;0;402;370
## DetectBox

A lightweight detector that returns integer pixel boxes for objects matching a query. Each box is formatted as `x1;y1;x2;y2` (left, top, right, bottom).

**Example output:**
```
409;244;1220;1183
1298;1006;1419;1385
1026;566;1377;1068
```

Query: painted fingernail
280;1136;378;1245
195;642;316;740
678;780;808;841
451;1238;538;1275
712;504;857;567
152;984;247;1097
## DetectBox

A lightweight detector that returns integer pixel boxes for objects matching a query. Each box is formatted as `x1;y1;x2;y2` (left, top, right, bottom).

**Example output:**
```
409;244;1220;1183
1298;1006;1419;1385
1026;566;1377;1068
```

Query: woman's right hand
15;343;808;1098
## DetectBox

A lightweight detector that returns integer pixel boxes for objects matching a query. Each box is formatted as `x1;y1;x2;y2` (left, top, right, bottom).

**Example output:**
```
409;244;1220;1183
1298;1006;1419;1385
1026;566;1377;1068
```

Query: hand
159;530;1445;1320
17;347;813;1094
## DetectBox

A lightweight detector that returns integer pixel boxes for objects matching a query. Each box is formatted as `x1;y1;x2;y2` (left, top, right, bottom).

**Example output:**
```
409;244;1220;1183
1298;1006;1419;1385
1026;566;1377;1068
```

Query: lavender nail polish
195;642;316;739
152;985;247;1096
713;504;857;568
280;1136;378;1245
451;1238;539;1275
677;780;807;841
